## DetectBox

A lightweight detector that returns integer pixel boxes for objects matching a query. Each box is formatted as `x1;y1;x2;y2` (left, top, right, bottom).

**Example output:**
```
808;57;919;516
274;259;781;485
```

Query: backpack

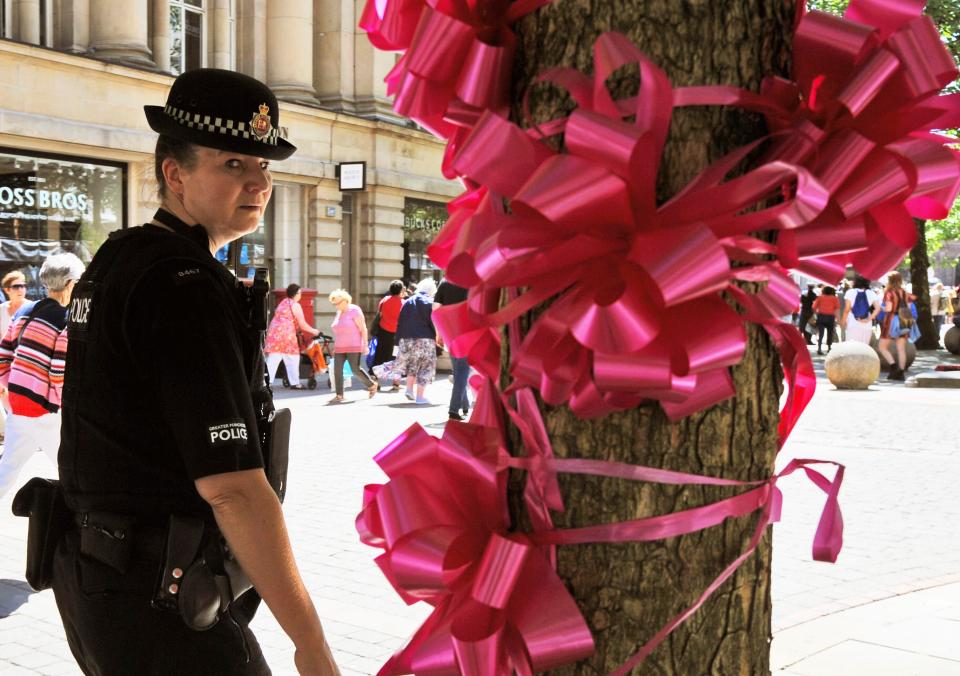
851;290;870;320
896;291;915;329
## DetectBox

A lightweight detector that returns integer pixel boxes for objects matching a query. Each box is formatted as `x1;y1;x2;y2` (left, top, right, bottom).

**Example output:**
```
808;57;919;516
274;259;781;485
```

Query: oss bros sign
0;186;89;212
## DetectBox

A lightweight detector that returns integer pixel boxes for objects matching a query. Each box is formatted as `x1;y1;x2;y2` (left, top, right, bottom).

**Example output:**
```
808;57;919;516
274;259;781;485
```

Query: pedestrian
812;286;840;355
841;276;880;345
371;280;404;369
0;270;31;339
798;284;817;344
433;278;470;421
0;269;32;440
0;254;84;498
34;69;339;675
264;283;319;389
394;278;438;404
878;271;915;381
328;288;377;403
931;282;947;340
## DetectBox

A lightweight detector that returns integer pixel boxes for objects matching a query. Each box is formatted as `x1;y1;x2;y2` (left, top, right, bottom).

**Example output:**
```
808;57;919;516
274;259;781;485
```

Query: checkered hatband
163;105;285;146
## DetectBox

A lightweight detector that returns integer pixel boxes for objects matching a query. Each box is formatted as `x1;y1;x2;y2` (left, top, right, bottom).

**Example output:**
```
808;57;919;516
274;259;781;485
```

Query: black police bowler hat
144;69;296;161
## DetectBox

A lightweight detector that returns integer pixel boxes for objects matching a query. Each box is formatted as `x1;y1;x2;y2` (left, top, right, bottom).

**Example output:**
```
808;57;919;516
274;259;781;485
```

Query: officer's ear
161;157;187;200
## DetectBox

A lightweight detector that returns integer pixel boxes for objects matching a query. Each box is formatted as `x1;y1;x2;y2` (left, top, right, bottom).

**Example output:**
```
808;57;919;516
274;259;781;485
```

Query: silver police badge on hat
250;103;272;140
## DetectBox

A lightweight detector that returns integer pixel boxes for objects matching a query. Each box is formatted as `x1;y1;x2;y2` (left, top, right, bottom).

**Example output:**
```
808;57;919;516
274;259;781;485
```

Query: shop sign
0;185;89;218
403;198;448;233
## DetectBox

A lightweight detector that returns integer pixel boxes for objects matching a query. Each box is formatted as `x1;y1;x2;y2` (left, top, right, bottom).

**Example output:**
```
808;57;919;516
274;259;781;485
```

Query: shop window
215;198;273;282
402;198;446;284
0;148;125;298
170;0;205;75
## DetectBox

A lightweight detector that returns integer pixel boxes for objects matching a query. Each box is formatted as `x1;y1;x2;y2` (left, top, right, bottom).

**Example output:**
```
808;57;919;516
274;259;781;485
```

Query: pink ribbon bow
678;0;960;282
356;419;595;674
358;379;846;674
431;32;831;419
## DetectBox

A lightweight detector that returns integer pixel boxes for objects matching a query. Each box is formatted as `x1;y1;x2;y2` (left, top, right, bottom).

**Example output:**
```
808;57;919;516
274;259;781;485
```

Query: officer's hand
294;645;341;676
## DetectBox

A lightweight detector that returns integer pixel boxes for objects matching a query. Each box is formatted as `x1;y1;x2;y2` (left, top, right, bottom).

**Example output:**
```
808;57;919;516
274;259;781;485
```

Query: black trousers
816;313;836;349
52;530;270;676
372;328;396;367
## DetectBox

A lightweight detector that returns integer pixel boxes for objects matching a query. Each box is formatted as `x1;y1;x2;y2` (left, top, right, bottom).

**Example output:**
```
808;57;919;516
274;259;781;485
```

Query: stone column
56;0;90;54
236;0;266;81
313;0;355;112
308;181;346;329
151;0;170;72
266;0;317;104
15;0;40;44
210;0;231;69
90;0;153;67
353;33;403;122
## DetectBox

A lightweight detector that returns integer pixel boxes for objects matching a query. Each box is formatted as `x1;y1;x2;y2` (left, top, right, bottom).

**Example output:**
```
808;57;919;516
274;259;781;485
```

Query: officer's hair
328;288;352;304
40;253;85;292
155;135;199;199
286;283;301;298
1;270;24;288
415;278;437;296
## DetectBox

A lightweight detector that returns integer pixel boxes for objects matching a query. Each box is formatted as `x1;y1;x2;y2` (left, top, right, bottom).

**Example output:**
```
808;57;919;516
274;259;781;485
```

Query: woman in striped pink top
0;253;85;498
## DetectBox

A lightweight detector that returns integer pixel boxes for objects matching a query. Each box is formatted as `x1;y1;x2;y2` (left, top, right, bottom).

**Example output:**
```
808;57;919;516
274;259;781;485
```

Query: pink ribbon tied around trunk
431;32;831;419
357;380;846;674
356;420;595;675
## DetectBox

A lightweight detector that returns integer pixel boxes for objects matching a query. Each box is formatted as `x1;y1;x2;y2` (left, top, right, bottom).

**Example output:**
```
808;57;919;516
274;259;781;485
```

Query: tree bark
909;219;940;349
508;1;794;673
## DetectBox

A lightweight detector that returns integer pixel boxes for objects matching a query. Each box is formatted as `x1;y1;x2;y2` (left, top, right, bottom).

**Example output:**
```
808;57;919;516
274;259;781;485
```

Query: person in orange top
812;286;841;355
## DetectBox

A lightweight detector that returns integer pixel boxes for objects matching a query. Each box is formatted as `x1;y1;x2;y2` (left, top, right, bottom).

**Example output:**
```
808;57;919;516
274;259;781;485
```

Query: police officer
50;69;340;674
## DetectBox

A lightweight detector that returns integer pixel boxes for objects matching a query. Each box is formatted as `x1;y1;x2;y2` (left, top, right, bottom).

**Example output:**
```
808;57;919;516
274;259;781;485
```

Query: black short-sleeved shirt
434;280;468;306
59;224;268;521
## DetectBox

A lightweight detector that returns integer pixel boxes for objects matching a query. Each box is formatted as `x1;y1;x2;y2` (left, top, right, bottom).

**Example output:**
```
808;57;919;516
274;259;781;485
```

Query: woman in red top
371;280;404;370
878;272;915;381
811;286;840;355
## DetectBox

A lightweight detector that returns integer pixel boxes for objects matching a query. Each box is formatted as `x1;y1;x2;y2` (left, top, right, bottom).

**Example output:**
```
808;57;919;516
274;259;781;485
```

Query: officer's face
177;147;273;245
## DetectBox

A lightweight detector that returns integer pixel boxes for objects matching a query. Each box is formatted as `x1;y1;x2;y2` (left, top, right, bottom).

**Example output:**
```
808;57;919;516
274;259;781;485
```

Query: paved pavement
0;347;956;675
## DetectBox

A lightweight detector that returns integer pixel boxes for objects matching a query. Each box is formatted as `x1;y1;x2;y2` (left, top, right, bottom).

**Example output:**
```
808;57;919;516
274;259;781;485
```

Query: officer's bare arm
195;468;338;673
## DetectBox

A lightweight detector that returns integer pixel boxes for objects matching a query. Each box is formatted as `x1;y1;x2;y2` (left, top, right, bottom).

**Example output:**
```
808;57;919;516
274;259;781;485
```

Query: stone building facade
0;0;459;326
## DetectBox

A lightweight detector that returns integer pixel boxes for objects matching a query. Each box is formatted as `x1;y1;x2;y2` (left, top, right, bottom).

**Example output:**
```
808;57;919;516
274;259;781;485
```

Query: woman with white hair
392;277;438;404
0;252;85;497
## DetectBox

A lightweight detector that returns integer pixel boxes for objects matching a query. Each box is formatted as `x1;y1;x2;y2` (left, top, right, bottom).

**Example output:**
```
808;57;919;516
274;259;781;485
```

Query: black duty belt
73;512;167;564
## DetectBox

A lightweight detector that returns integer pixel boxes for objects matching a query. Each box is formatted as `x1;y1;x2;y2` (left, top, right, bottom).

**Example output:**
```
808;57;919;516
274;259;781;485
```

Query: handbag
288;301;311;353
896;291;915;329
11;478;71;591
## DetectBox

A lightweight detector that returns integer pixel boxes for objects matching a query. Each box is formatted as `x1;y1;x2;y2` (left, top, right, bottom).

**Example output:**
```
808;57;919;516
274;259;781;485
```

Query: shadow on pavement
0;579;37;618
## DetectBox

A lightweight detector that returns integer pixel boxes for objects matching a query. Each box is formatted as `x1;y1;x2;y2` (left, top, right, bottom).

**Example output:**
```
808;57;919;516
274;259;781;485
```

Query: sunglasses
6;284;26;290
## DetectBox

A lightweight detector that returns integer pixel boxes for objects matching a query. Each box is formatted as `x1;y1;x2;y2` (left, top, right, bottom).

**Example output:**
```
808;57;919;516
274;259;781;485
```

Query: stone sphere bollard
870;335;917;370
825;342;881;389
946;326;960;355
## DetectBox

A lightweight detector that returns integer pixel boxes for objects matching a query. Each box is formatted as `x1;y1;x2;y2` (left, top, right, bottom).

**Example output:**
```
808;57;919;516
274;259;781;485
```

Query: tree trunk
509;1;794;673
909;219;939;349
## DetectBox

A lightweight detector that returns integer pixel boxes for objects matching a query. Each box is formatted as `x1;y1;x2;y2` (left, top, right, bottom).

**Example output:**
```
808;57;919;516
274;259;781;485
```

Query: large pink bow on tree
680;0;960;282
430;33;831;419
356;419;595;675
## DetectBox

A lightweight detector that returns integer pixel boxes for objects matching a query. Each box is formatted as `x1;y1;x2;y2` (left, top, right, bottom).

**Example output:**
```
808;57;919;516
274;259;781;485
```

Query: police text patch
207;420;249;447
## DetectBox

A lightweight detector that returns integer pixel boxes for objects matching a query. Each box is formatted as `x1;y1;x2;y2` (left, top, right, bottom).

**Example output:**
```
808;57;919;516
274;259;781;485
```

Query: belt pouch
11;478;70;591
78;512;136;574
